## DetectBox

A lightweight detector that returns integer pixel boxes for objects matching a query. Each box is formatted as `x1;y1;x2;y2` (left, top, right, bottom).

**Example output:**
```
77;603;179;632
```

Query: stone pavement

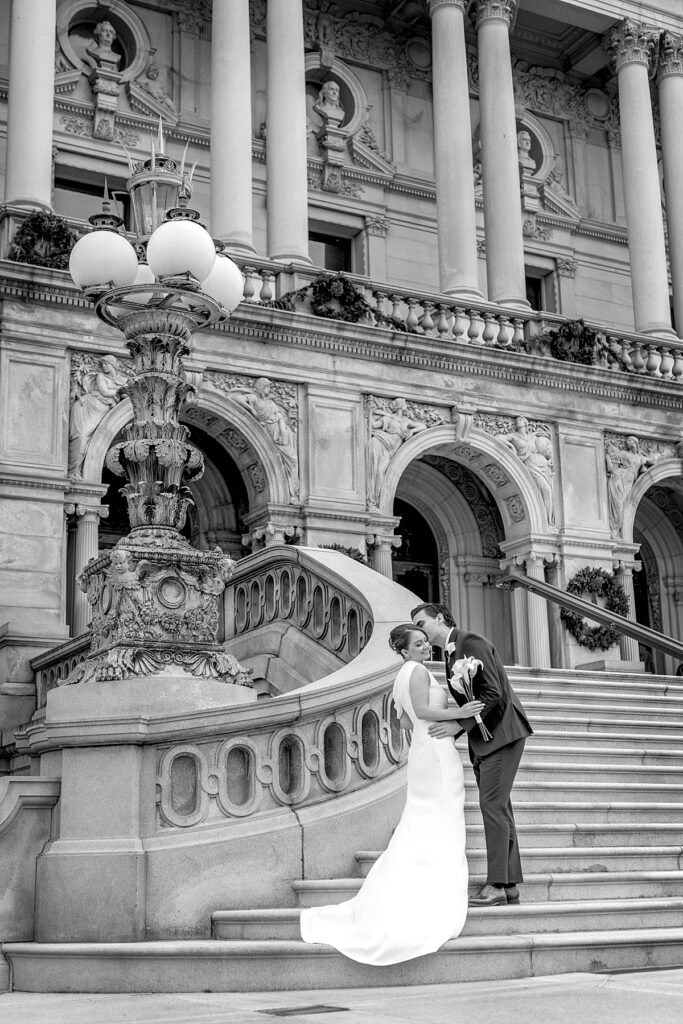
2;969;683;1024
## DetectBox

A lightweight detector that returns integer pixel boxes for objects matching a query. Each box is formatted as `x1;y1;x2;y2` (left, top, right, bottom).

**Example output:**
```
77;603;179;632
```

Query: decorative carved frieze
606;19;658;73
492;416;555;526
158;0;210;34
68;353;131;479
205;373;299;501
658;31;683;79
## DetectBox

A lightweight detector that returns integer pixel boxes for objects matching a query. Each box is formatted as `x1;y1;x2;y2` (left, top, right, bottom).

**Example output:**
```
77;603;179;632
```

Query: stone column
210;0;255;253
366;534;400;579
657;32;683;339
524;557;551;668
428;0;482;299
72;506;108;636
614;563;641;662
266;0;310;262
4;0;56;208
606;21;676;338
472;0;528;308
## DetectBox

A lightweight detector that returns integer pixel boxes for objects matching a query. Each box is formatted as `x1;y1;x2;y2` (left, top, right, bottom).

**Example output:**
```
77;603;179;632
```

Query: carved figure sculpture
314;80;345;126
605;436;656;536
68;355;128;478
367;398;426;509
233;378;300;500
517;130;536;174
140;63;177;116
85;20;121;71
496;417;555;525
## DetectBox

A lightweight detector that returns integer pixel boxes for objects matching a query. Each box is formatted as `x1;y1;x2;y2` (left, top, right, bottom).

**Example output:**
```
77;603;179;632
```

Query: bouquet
450;654;492;742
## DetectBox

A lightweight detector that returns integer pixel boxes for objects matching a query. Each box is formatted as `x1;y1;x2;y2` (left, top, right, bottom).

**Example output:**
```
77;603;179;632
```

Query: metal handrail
496;573;683;662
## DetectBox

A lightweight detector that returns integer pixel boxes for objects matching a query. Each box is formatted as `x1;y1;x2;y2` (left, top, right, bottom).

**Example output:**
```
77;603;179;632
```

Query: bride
299;623;483;965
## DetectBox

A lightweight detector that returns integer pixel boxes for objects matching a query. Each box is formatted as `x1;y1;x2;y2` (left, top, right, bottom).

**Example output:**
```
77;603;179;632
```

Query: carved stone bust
313;80;345;127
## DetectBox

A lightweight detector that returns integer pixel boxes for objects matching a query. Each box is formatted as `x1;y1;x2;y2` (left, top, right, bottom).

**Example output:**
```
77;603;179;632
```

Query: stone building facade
1;0;683;738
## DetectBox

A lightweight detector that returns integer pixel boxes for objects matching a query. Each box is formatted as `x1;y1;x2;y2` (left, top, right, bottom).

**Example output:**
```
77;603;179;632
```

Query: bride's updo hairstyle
389;623;426;656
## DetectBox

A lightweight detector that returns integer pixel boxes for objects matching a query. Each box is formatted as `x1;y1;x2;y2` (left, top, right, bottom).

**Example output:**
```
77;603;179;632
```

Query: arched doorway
391;498;439;601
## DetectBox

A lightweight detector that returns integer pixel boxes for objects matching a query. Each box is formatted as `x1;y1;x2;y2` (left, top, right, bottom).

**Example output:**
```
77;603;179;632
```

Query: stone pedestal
577;658;644;673
34;675;255;942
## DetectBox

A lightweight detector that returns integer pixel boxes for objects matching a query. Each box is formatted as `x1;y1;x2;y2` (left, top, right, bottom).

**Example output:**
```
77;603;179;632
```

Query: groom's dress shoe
468;884;507;907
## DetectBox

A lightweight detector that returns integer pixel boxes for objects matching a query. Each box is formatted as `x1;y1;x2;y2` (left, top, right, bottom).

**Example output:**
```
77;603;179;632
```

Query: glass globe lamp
146;218;216;283
201;254;244;314
69;229;139;291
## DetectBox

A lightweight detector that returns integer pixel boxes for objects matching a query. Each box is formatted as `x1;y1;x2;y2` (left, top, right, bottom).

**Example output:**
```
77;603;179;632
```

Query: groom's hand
428;721;462;738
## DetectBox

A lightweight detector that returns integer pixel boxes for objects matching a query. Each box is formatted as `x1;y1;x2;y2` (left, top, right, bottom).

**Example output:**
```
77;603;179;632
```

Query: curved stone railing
236;259;683;384
27;547;417;833
154;547;413;830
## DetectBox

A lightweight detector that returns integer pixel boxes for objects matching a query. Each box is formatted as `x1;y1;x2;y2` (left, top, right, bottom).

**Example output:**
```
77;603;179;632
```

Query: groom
411;602;533;907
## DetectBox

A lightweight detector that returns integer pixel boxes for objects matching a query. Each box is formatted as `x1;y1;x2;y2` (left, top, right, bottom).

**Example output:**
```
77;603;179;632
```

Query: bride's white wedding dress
299;660;468;965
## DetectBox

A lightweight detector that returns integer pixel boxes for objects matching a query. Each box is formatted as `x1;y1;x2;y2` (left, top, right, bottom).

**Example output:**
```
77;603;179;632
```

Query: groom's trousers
470;736;526;885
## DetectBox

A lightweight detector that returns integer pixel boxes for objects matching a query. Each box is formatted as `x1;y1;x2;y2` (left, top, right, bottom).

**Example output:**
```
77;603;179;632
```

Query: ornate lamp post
66;134;250;691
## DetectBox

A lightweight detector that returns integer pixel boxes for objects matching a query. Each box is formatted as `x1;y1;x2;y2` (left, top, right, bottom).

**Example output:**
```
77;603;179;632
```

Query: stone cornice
658;31;683;79
606;19;658;72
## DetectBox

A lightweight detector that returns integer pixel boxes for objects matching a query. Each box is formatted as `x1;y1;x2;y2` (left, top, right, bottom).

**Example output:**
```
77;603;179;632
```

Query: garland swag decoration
8;211;77;270
278;272;410;331
560;566;629;651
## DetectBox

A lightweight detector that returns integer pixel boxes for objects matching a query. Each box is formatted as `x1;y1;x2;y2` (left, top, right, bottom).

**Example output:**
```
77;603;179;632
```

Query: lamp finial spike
157;116;164;156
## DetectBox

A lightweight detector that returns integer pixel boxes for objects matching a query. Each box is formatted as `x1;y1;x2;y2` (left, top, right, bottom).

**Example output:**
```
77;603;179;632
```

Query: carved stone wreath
560;566;629;651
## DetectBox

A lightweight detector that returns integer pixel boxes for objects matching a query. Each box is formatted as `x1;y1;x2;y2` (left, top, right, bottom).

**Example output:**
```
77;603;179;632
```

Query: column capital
74;504;109;522
606;19;657;72
658;31;683;79
470;0;517;30
427;0;467;16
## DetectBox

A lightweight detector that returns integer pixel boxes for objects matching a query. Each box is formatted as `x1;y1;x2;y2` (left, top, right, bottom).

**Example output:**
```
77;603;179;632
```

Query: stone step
462;778;683;803
464;821;683;849
293;870;683;907
520;700;683;723
354;845;683;877
434;665;683;697
488;760;683;784
526;715;683;737
211;897;683;941
7;927;683;991
467;800;683;824
531;728;683;751
517;740;683;765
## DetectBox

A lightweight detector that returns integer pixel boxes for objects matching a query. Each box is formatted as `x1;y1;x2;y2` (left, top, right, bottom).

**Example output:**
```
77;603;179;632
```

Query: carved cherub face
146;64;159;80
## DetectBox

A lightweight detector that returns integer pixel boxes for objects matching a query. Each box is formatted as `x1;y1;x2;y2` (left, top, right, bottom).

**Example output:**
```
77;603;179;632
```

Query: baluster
242;266;256;302
389;294;403;325
659;347;674;380
420;301;435;334
452;308;467;343
467;309;483;345
645;344;662;377
511;318;525;349
406;297;420;332
670;347;683;382
435;303;451;338
630;342;646;373
481;312;496;346
259;270;274;303
374;290;388;318
495;315;511;348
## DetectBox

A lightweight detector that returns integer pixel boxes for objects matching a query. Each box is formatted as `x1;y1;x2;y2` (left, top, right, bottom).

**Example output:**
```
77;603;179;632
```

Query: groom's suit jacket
444;627;533;759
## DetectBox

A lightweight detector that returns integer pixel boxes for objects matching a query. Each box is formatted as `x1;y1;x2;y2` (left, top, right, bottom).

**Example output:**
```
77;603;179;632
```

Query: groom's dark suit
444;627;532;886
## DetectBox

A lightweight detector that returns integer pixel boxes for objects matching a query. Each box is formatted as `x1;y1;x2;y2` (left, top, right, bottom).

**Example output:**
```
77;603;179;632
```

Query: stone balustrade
32;634;90;710
236;260;683;383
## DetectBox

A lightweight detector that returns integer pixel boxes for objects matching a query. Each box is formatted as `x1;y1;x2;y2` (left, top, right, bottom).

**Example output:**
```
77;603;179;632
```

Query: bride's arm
408;664;484;722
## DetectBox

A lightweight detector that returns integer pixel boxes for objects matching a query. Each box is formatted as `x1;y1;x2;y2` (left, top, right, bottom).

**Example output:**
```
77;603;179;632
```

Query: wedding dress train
300;661;468;965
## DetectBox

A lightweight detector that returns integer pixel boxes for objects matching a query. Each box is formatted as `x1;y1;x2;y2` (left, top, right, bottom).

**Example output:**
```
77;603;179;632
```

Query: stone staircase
5;667;683;992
